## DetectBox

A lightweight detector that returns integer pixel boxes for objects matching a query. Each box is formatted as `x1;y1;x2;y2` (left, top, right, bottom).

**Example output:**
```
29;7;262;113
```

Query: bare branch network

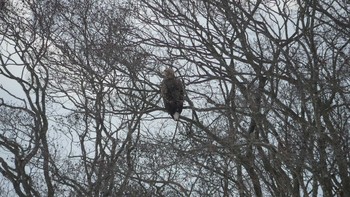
0;0;349;196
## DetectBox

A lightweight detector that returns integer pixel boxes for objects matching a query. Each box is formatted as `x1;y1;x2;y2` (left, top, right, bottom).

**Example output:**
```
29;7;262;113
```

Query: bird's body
160;68;184;121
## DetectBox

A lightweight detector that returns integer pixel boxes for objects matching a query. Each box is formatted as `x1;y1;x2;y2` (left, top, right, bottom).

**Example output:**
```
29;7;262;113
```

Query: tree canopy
0;0;349;196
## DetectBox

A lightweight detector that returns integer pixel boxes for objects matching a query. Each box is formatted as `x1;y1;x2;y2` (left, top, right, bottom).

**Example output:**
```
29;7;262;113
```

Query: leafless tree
0;0;156;196
1;0;349;196
136;0;350;196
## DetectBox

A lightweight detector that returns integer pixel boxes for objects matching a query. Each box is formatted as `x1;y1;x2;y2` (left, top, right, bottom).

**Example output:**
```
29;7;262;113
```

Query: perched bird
160;68;184;121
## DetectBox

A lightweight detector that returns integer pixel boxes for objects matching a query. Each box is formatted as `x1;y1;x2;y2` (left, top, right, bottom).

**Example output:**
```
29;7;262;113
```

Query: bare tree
136;0;350;196
1;0;349;196
0;0;156;196
0;1;53;196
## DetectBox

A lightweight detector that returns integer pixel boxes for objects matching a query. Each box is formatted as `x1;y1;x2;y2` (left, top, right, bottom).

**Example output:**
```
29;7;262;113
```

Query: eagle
160;68;184;121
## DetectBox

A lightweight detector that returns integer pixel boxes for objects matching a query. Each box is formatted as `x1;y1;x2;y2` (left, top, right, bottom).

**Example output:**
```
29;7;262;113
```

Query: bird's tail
173;112;180;121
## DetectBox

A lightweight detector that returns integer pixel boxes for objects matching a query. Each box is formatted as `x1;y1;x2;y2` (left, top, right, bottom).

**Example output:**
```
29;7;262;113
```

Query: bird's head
163;68;175;79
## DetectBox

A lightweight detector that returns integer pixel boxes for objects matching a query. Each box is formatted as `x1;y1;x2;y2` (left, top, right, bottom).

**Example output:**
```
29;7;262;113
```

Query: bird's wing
175;78;184;102
160;80;172;103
